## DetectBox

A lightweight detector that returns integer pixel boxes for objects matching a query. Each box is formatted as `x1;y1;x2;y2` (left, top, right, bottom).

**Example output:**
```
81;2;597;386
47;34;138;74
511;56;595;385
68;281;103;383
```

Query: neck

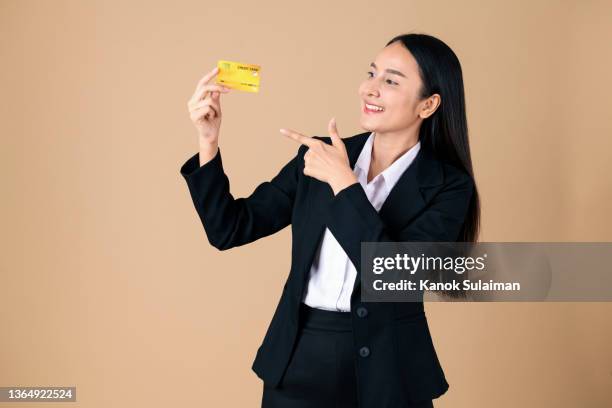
371;125;420;169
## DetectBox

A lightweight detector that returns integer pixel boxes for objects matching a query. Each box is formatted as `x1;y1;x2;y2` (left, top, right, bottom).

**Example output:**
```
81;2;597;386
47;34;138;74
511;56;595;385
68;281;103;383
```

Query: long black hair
386;33;481;243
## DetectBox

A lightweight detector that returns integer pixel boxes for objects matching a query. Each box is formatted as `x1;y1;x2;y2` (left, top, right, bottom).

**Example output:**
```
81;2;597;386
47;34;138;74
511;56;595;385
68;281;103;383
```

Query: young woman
181;33;480;408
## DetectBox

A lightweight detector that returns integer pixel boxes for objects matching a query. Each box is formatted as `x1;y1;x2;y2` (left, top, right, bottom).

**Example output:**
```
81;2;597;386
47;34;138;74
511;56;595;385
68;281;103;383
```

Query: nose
363;82;380;98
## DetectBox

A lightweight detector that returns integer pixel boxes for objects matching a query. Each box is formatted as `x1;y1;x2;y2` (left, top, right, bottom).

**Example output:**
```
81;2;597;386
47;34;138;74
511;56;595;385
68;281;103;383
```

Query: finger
190;96;220;114
188;88;227;110
279;128;318;148
193;104;218;121
191;89;223;107
328;117;345;150
304;149;321;163
193;102;220;120
210;94;221;115
191;84;230;105
303;164;315;178
195;67;219;90
193;105;215;122
195;83;230;100
304;149;312;164
192;67;220;101
303;165;322;181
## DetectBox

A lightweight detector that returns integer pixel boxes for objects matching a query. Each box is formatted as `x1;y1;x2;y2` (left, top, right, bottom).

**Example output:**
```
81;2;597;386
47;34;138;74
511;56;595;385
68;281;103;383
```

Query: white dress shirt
301;131;421;312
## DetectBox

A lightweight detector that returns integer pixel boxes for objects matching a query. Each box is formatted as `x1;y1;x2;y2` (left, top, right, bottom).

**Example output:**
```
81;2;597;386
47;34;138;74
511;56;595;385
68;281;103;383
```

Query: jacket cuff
327;181;383;232
180;147;223;181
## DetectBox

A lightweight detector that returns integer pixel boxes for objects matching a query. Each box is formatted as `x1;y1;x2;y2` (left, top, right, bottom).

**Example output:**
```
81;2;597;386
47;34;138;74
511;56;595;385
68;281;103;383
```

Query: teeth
365;103;384;111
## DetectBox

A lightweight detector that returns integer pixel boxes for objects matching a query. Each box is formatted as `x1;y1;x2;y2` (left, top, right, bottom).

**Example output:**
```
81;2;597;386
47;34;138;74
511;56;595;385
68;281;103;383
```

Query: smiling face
358;41;439;134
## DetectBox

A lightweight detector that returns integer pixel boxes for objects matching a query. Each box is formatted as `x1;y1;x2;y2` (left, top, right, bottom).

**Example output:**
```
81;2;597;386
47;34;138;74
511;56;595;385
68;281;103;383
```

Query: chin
358;117;382;133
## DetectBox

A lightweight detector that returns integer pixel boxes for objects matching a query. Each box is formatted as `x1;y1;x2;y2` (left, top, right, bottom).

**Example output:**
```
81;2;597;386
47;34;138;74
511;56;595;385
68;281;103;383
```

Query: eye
367;71;397;85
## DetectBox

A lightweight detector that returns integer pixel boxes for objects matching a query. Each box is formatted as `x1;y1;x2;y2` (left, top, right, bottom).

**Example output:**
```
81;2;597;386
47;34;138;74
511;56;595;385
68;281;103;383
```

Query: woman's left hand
280;117;359;196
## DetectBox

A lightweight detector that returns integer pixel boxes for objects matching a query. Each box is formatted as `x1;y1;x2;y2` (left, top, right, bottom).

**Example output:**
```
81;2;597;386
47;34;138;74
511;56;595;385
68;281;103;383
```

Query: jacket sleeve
323;170;474;271
180;145;305;250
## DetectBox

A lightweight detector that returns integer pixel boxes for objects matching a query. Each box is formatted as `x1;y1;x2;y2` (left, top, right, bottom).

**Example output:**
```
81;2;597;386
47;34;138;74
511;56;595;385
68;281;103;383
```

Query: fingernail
279;128;287;133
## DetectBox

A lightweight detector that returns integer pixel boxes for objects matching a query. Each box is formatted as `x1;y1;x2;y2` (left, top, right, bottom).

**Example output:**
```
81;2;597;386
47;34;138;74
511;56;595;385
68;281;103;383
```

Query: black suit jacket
180;131;474;407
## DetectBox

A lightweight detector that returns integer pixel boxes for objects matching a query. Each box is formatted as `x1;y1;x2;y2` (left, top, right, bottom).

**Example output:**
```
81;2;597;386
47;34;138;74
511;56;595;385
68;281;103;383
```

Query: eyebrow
370;62;406;78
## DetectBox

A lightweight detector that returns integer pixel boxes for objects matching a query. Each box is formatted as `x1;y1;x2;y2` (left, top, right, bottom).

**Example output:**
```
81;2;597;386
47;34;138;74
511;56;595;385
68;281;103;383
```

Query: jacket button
356;306;368;318
358;346;370;357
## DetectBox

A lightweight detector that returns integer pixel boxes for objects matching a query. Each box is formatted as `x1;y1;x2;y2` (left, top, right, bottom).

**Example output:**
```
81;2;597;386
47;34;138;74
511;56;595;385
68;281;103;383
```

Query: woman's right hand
187;66;231;145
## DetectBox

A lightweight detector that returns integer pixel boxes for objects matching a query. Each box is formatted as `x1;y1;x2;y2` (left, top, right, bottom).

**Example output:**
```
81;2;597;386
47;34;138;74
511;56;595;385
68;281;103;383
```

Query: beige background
1;0;611;407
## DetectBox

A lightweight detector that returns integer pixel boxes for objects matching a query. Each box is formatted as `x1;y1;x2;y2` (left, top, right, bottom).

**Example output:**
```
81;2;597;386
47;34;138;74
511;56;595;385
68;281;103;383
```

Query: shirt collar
353;131;421;192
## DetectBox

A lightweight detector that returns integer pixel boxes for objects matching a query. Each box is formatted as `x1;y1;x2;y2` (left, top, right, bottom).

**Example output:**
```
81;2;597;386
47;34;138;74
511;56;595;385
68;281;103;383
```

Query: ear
419;93;441;119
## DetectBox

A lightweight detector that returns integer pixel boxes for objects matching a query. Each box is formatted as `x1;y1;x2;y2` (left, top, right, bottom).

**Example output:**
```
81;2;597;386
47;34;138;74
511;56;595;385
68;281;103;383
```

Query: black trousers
261;302;434;408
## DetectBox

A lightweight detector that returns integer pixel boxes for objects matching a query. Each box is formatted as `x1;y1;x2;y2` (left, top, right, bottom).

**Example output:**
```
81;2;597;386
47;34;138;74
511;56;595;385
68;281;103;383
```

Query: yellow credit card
216;60;261;93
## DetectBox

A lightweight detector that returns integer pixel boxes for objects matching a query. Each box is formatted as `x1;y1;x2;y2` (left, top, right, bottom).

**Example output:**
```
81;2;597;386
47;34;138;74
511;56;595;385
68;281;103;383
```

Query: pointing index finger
280;128;317;147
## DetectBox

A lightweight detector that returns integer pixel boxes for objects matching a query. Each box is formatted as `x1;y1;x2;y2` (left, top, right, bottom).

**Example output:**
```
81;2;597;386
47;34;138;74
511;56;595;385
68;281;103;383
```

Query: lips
363;102;385;114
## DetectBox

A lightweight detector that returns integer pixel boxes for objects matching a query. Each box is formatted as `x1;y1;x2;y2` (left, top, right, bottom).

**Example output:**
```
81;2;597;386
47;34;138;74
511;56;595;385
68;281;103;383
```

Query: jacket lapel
378;139;444;230
309;131;444;230
297;132;444;287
